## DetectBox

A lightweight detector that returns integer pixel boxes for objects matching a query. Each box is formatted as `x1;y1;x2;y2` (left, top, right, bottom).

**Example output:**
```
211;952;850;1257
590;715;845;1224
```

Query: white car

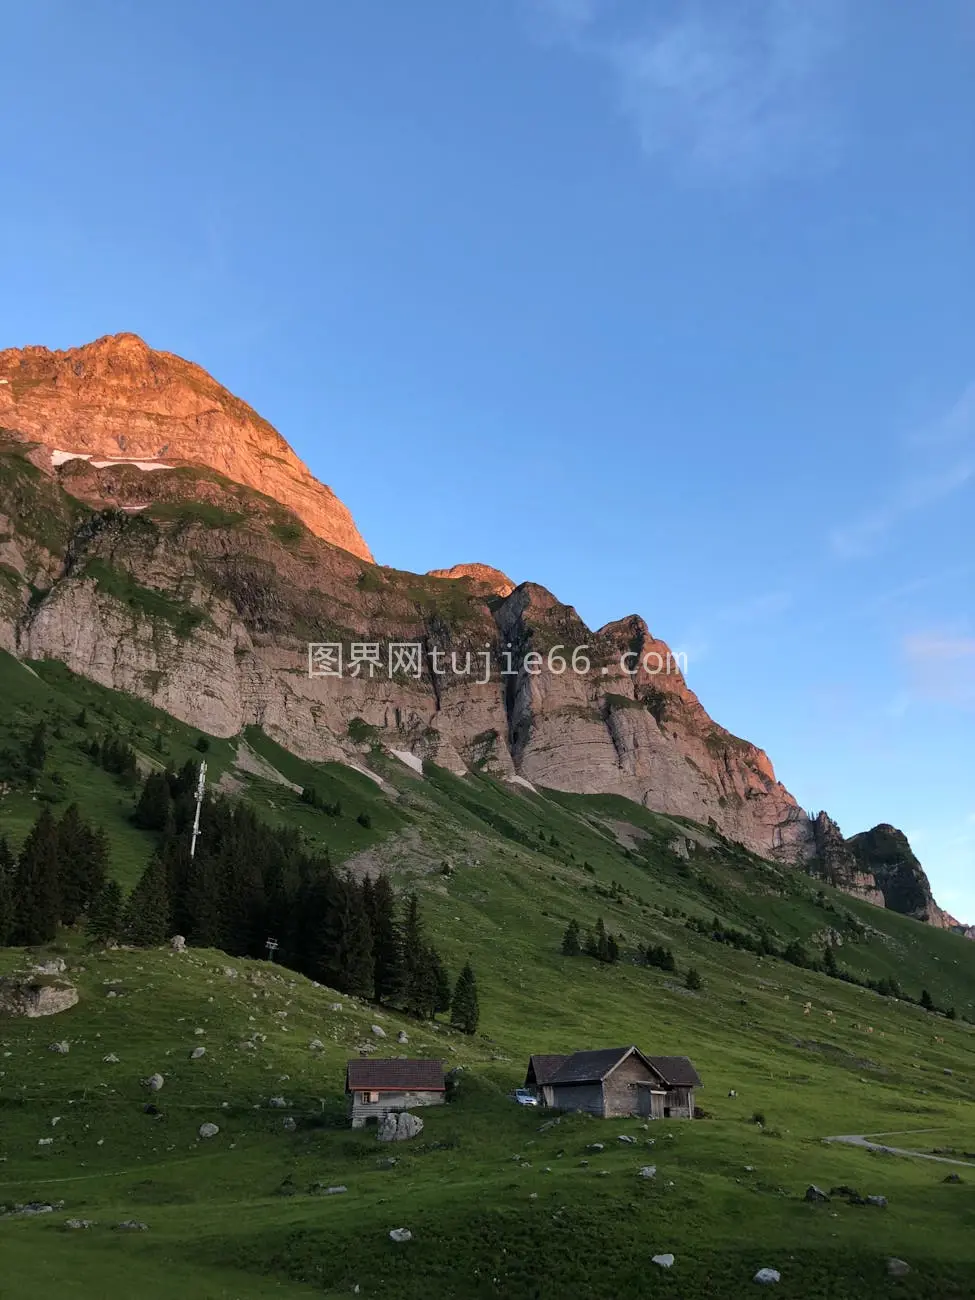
512;1088;539;1107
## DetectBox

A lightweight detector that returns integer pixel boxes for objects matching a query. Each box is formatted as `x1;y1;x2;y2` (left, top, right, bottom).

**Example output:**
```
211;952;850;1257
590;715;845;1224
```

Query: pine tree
0;835;14;946
134;771;172;831
920;988;935;1011
123;854;170;947
24;720;47;774
57;804;108;925
87;880;123;943
399;892;426;1014
561;919;581;956
13;807;61;944
605;933;620;964
366;873;402;1002
430;948;452;1016
822;944;838;977
333;876;374;998
685;967;702;991
450;961;479;1035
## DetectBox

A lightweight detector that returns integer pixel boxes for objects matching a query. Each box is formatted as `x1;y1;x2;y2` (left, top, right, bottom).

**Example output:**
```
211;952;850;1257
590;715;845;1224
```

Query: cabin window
363;1091;380;1104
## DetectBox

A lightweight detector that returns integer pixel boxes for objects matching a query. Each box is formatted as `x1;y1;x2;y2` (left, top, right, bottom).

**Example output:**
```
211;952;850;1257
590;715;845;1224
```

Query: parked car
511;1088;539;1107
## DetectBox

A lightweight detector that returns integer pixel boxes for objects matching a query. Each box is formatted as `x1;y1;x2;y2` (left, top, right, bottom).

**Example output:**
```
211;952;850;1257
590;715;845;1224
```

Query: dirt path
824;1132;975;1168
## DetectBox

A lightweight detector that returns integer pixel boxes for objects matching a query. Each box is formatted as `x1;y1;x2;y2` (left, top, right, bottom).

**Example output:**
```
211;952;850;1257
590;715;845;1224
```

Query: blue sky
1;1;973;914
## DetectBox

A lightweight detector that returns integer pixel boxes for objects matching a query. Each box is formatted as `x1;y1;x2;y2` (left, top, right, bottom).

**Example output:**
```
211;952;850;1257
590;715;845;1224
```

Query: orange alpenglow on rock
0;332;373;561
427;563;516;597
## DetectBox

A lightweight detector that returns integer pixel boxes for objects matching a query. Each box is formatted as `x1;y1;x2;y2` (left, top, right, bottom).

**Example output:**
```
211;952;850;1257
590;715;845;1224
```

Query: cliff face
847;824;953;928
809;812;884;905
0;333;955;923
0;333;372;561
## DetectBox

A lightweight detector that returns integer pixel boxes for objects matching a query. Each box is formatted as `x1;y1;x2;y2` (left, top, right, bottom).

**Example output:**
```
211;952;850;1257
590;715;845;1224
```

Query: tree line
1;760;479;1034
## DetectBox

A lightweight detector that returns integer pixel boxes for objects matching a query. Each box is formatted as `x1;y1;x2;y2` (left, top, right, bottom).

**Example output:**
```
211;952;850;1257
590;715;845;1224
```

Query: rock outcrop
0;333;372;560
426;563;516;597
810;813;884;905
0;979;79;1017
847;825;952;928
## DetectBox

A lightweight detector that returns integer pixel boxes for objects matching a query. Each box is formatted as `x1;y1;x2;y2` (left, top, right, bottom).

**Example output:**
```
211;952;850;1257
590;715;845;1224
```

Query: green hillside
2;651;975;1298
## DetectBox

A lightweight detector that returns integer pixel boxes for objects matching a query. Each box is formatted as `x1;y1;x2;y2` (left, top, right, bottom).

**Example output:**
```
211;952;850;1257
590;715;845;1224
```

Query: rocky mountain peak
427;563;515;596
847;824;952;928
0;333;372;561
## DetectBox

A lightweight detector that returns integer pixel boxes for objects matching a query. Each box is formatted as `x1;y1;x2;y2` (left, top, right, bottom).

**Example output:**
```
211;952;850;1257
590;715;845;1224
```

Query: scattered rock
865;1195;887;1208
282;1117;297;1132
64;1219;96;1229
944;1173;963;1184
397;1031;409;1044
324;1185;347;1195
144;1073;164;1092
198;1122;219;1140
6;1201;63;1216
754;1268;781;1285
33;958;66;975
193;1027;205;1036
586;1143;605;1152
115;1220;148;1231
329;1003;343;1012
638;1166;657;1179
102;1053;119;1063
652;1254;675;1269
618;1135;636;1144
389;1228;412;1243
170;935;186;952
309;1039;325;1052
37;1138;53;1146
49;1041;70;1054
378;1112;424;1143
371;1025;386;1038
805;1185;830;1203
886;1259;910;1277
269;1096;287;1108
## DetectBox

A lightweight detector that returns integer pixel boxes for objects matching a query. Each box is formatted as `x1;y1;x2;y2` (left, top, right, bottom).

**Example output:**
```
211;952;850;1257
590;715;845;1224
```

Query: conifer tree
605;933;620;964
134;771;172;831
13;806;61;944
561;919;581;956
450;961;480;1035
366;873;402;1002
24;720;47;774
0;835;14;946
430;948;452;1016
822;944;838;977
399;891;426;1014
920;988;935;1011
87;879;123;943
124;853;170;947
57;804;108;924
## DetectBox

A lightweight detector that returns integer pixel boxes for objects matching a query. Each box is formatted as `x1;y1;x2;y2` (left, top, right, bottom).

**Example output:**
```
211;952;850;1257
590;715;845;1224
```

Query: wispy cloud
829;384;975;559
903;633;975;709
527;0;846;182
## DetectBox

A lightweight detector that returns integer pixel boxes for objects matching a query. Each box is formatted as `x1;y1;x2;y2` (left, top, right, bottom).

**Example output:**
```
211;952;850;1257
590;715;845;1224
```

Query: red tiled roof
345;1058;445;1092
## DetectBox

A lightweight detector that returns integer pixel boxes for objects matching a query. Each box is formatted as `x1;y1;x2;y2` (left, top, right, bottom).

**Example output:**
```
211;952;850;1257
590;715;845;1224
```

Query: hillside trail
824;1130;975;1167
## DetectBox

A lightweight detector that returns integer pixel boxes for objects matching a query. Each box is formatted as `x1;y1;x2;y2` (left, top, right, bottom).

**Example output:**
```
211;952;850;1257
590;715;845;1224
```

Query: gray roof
345;1058;445;1092
548;1046;647;1085
526;1054;569;1086
646;1056;702;1088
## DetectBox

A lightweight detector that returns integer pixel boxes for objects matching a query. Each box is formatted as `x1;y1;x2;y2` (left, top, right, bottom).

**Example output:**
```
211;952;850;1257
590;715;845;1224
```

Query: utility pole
189;760;207;859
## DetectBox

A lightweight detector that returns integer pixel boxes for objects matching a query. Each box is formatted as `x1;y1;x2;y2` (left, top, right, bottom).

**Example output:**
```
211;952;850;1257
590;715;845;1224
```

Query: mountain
0;333;959;927
848;823;954;929
0;333;372;560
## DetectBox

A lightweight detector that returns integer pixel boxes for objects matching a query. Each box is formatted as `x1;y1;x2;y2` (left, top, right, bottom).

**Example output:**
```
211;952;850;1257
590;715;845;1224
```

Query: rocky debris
193;1027;205;1036
33;958;67;975
198;1122;219;1140
754;1268;781;1284
617;1135;636;1144
190;1046;206;1060
323;1185;347;1195
48;1041;70;1054
65;1219;96;1229
144;1073;164;1092
638;1166;657;1179
371;1024;386;1038
268;1096;287;1108
114;1220;148;1231
804;1185;830;1202
586;1143;605;1152
329;1003;343;1012
309;1039;324;1052
865;1195;887;1208
170;935;186;952
389;1228;412;1243
886;1259;910;1277
652;1254;675;1268
377;1157;397;1168
4;1200;65;1217
378;1112;424;1143
0;973;76;1019
397;1031;409;1044
282;1117;297;1132
102;1053;120;1063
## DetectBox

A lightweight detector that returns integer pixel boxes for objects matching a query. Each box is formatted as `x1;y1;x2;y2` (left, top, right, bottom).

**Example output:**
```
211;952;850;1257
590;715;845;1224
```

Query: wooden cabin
523;1046;701;1119
345;1058;445;1128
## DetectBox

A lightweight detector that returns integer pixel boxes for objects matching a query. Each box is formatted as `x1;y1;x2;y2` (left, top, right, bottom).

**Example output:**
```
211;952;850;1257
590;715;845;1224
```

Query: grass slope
2;657;975;1297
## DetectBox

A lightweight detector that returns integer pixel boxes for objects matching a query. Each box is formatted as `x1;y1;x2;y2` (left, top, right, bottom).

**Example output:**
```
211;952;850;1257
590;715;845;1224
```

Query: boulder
170;935;186;952
49;1041;70;1054
64;1219;96;1229
144;1073;164;1092
378;1112;424;1143
198;1122;220;1140
886;1259;910;1277
309;1039;325;1052
618;1135;636;1144
397;1031;409;1044
804;1185;830;1202
389;1228;413;1243
329;1003;343;1012
269;1096;287;1108
102;1053;120;1063
115;1220;148;1231
324;1185;347;1195
652;1254;675;1269
371;1024;386;1038
944;1173;963;1184
0;977;79;1019
586;1143;605;1153
866;1195;887;1208
638;1166;657;1179
282;1117;297;1132
33;958;66;975
190;1046;206;1060
754;1269;781;1285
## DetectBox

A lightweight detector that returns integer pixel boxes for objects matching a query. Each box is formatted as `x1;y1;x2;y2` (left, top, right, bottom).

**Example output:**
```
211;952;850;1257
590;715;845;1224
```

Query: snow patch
51;450;173;471
507;774;537;793
388;749;423;776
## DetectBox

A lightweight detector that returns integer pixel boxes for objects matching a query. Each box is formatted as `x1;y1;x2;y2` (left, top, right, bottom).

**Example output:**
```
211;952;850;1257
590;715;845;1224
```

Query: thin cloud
829;384;975;559
527;0;846;182
903;633;975;708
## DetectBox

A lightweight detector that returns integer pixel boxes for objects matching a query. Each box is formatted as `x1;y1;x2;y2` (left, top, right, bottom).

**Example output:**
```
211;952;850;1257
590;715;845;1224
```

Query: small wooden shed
345;1058;445;1128
524;1046;702;1119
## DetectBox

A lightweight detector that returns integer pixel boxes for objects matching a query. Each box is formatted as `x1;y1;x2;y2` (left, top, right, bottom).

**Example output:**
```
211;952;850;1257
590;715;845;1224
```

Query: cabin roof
548;1046;651;1085
527;1053;570;1085
345;1058;445;1092
645;1056;703;1088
